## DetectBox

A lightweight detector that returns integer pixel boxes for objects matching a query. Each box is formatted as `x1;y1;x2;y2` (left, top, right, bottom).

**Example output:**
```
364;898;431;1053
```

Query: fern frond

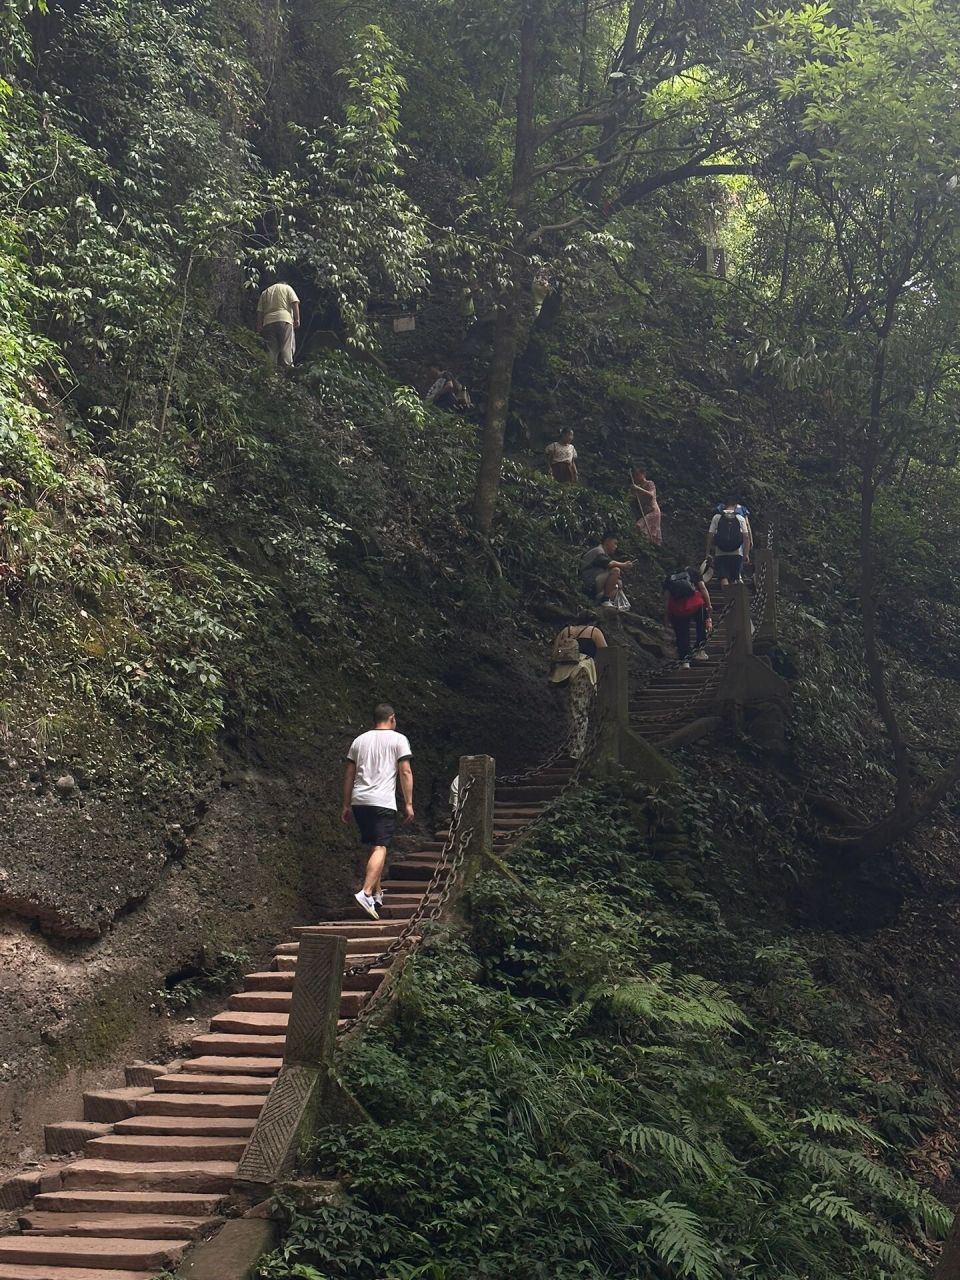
636;1192;721;1280
606;965;745;1035
794;1109;886;1146
725;1094;779;1144
862;1235;924;1275
802;1188;876;1237
622;1124;715;1180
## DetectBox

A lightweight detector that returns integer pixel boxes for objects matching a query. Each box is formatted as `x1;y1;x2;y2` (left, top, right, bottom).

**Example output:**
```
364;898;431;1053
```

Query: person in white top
341;703;414;920
705;500;753;586
545;428;579;483
256;275;300;368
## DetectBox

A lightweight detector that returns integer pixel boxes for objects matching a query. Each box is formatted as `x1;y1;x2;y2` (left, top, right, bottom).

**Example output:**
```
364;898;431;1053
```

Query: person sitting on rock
545;428;579;483
663;562;713;667
580;531;633;608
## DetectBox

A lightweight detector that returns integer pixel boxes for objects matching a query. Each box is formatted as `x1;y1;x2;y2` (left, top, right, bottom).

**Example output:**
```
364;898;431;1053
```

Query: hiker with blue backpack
663;564;713;667
705;500;752;586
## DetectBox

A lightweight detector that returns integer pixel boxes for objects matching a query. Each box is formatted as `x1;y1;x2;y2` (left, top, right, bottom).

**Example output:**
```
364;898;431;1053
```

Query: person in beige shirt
256;277;300;368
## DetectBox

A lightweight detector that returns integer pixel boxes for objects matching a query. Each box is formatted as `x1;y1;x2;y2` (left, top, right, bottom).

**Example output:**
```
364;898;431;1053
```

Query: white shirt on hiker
708;512;749;548
546;441;577;464
347;729;413;809
257;283;300;327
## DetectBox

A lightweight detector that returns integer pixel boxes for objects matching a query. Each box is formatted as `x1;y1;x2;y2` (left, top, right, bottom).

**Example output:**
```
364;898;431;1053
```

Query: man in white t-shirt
706;500;753;586
341;703;414;920
256;276;300;369
545;428;579;483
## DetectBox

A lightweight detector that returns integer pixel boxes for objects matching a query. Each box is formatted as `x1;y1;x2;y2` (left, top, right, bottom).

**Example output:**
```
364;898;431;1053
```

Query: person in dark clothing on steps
663;564;713;667
580;531;634;607
341;703;414;920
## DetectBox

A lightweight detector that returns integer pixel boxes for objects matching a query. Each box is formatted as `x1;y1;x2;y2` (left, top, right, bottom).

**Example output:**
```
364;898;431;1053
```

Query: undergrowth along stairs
0;758;575;1279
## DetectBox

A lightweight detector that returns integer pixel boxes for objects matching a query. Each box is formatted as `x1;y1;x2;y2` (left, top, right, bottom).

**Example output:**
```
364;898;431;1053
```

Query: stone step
84;1089;154;1124
61;1159;238;1193
0;1235;190;1271
34;1191;223;1216
492;807;545;817
494;786;564;803
190;1030;289;1056
154;1071;276;1094
124;1064;171;1088
389;862;443;879
0;1267;155;1280
488;816;535;828
229;990;293;1012
135;1093;265;1119
182;1056;282;1076
210;1010;288;1036
292;921;407;937
85;1133;247;1162
243;971;296;992
341;967;389;992
115;1114;256;1139
276;936;411;957
20;1212;215;1239
45;1121;110;1155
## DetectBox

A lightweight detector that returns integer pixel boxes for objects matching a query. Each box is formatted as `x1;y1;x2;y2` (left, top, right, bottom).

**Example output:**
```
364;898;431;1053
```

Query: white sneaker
354;890;379;920
373;892;383;906
681;659;691;668
693;650;709;662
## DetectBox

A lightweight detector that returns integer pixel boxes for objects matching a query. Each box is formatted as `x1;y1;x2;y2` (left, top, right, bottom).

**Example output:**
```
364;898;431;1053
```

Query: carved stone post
592;647;677;784
753;547;778;645
236;933;346;1187
458;754;495;881
726;583;753;660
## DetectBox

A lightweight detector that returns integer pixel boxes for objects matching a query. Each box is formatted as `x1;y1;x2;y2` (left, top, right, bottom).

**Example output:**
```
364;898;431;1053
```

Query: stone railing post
726;583;753;660
236;932;346;1187
457;754;495;879
596;645;629;757
753;547;778;645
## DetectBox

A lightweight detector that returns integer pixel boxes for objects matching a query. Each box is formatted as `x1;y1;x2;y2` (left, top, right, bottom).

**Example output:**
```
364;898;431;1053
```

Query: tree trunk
474;285;524;534
472;0;540;534
935;1205;960;1278
858;335;913;818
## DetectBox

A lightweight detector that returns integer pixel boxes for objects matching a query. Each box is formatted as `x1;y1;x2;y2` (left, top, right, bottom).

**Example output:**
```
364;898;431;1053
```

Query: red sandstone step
243;971;296;991
182;1057;281;1076
494;787;564;802
341;968;388;992
189;1033;288;1057
85;1133;247;1162
61;1159;237;1193
155;1070;276;1093
0;1235;190;1270
34;1190;222;1216
210;1010;288;1036
276;936;412;957
20;1212;215;1239
45;1121;110;1155
84;1088;154;1124
292;921;407;937
0;1268;155;1280
114;1114;255;1139
135;1093;265;1119
229;990;292;1012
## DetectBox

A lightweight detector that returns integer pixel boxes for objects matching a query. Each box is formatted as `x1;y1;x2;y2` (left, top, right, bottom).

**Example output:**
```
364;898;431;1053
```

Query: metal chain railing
336;775;475;1000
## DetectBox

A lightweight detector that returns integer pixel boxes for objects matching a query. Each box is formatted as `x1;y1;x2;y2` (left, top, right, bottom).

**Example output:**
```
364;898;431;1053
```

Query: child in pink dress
631;468;662;545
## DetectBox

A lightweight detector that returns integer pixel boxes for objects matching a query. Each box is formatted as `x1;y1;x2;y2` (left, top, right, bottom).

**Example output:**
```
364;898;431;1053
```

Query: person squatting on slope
549;623;606;756
341;703;414;921
545;428;579;483
580;531;634;608
663;563;713;667
256;275;300;368
705;500;752;586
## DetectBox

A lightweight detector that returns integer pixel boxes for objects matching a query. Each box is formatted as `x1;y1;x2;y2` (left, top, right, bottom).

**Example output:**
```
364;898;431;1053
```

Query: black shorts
352;805;397;849
714;553;743;582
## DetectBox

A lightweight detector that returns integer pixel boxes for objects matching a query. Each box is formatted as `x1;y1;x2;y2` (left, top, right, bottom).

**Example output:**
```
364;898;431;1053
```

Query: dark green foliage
259;784;949;1280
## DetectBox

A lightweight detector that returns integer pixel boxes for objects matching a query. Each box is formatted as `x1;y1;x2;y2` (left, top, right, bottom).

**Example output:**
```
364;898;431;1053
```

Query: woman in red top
663;565;712;667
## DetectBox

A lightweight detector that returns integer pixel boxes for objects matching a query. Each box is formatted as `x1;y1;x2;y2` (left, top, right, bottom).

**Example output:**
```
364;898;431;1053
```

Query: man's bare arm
398;760;414;820
341;762;356;823
292;302;301;330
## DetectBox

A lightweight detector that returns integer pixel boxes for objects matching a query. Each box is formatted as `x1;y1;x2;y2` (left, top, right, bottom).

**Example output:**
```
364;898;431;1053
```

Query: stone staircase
0;761;573;1278
629;584;733;745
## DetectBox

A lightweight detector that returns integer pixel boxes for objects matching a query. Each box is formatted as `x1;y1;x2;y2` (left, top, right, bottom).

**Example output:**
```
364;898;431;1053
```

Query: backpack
555;636;581;664
714;512;743;553
666;571;696;599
